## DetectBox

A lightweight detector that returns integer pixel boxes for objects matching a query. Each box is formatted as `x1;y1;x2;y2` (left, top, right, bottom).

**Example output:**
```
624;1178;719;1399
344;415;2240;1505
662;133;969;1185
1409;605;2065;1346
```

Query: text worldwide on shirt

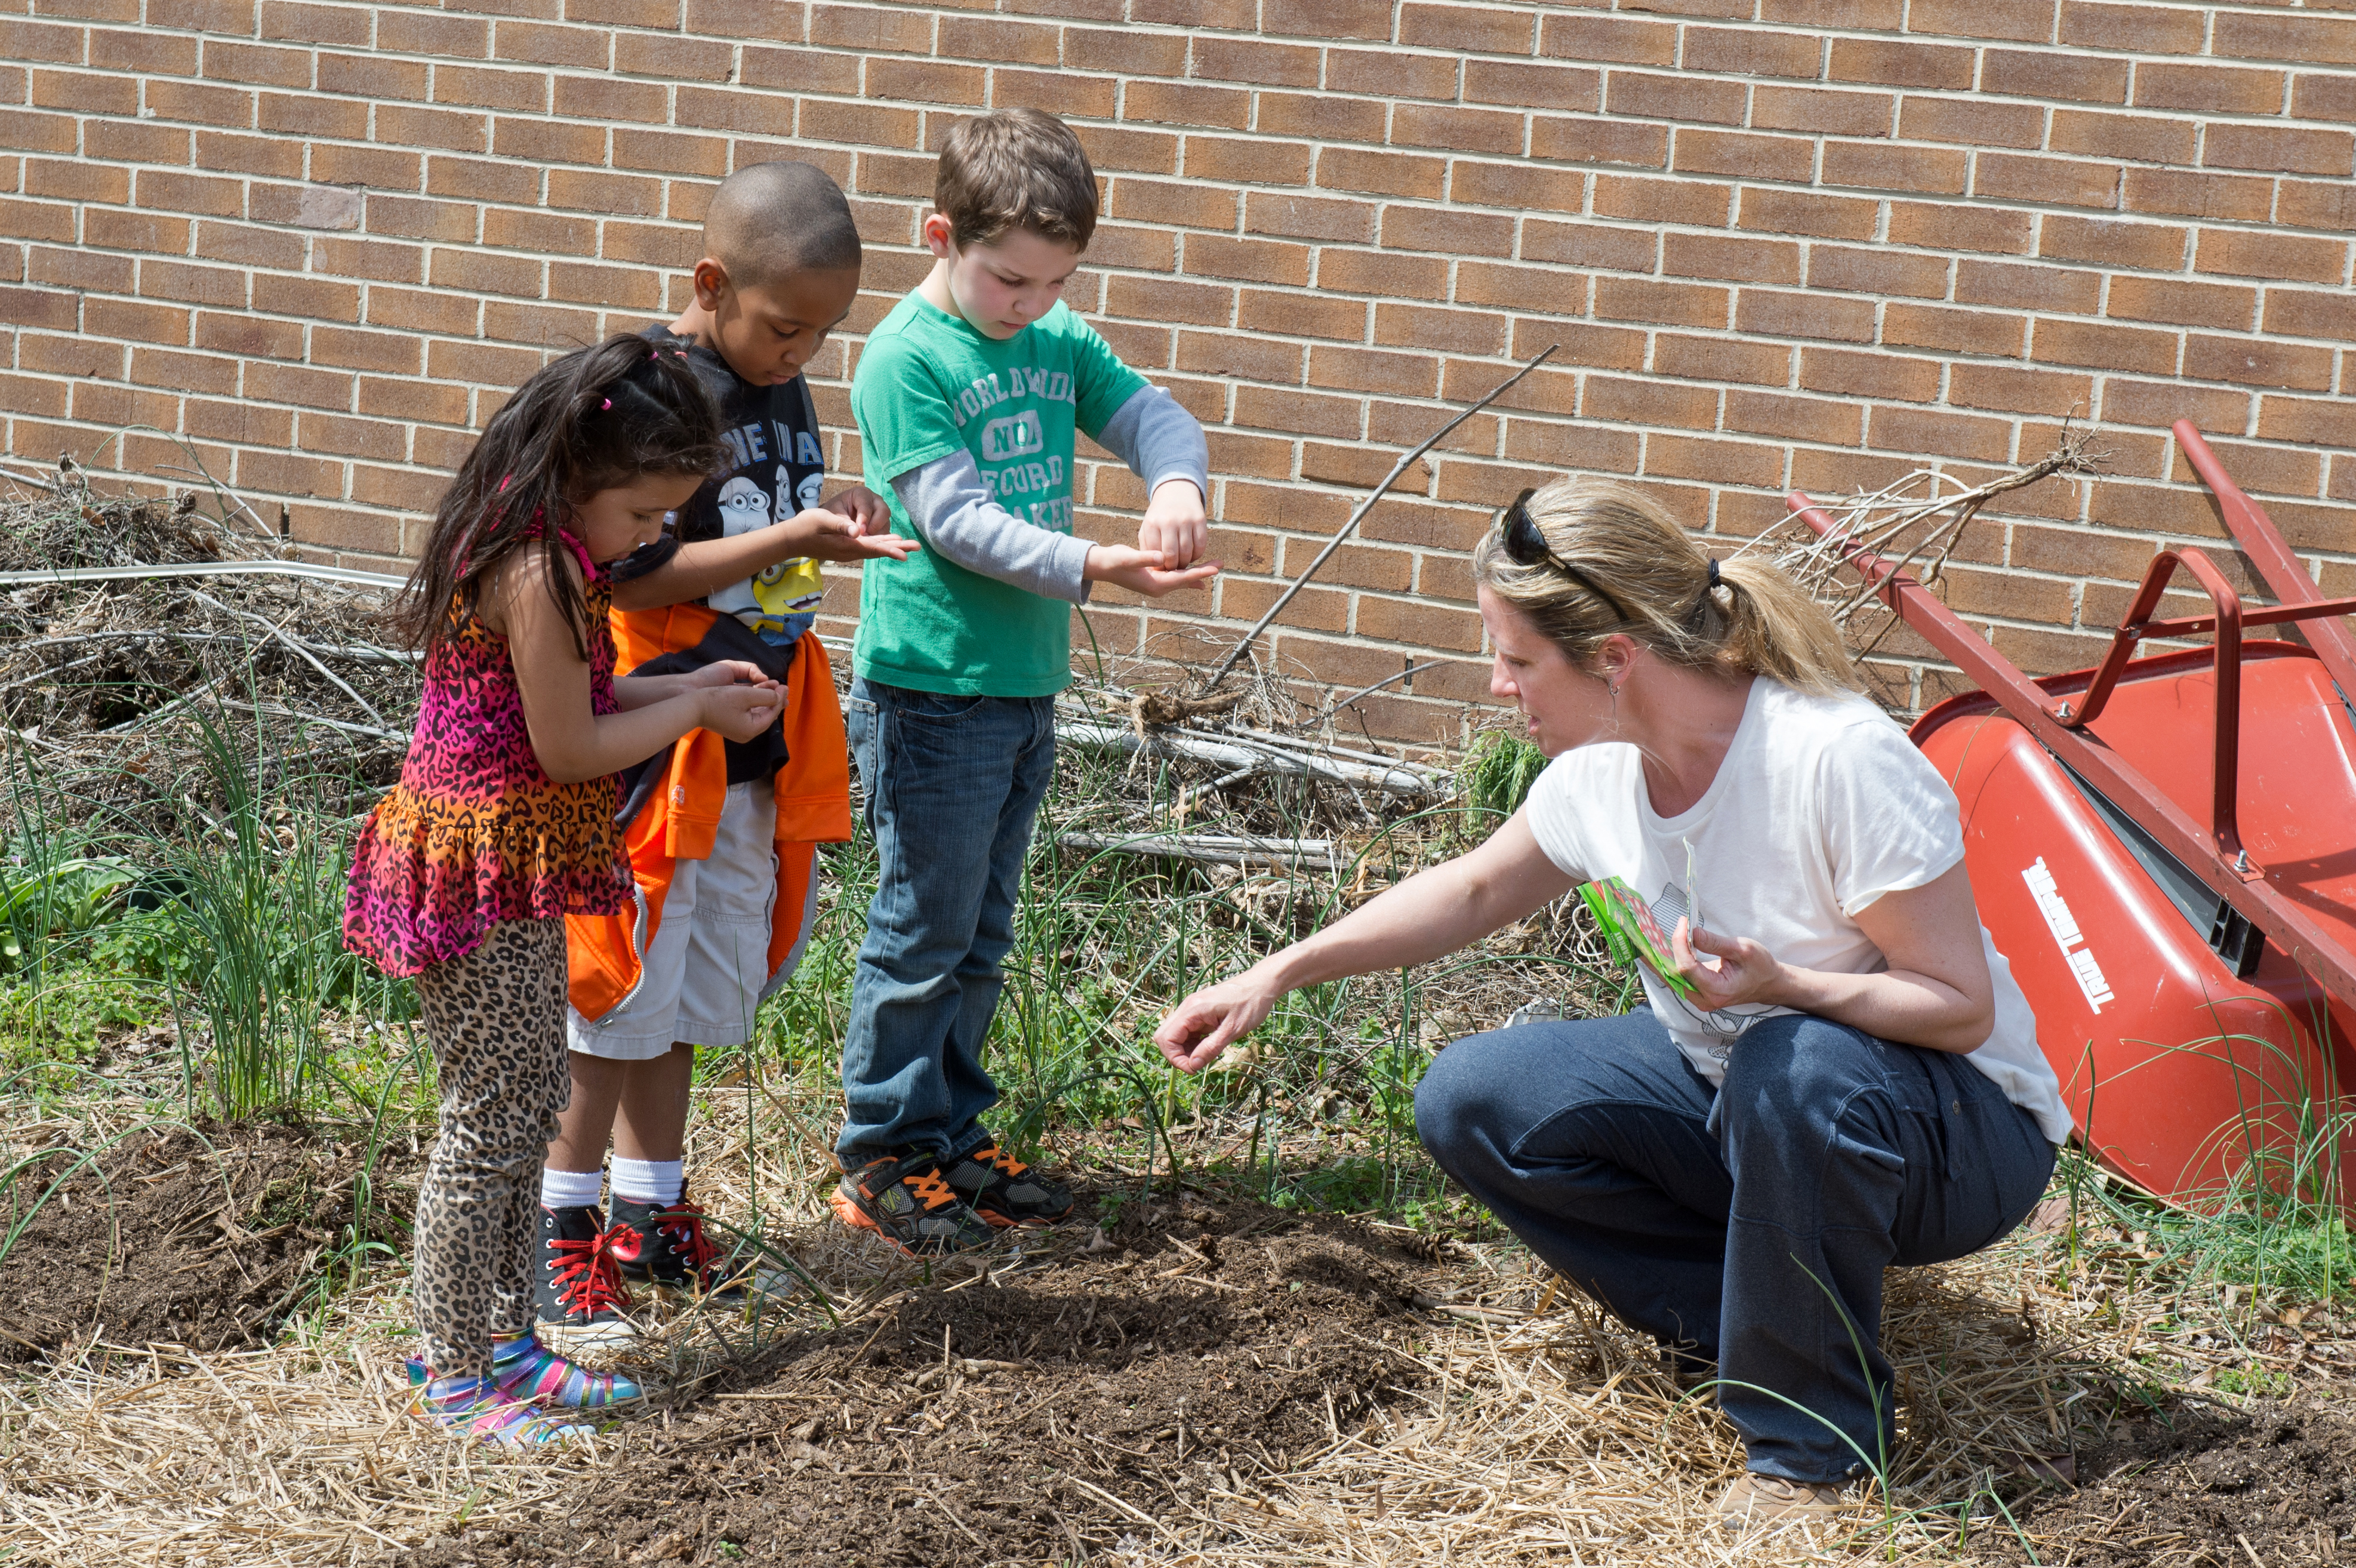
2022;857;2115;1013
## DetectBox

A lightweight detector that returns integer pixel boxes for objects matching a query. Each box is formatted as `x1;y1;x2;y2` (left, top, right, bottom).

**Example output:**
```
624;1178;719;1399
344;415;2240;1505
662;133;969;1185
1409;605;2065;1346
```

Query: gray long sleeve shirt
888;384;1210;604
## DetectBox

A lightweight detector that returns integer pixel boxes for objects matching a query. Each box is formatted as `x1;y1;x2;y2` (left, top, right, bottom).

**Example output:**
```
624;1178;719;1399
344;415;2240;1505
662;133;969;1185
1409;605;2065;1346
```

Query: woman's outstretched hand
1670;919;1786;1012
1153;968;1283;1072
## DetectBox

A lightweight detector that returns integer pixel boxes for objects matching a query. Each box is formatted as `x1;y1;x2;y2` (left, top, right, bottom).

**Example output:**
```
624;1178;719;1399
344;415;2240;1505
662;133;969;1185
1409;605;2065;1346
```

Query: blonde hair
1471;478;1862;697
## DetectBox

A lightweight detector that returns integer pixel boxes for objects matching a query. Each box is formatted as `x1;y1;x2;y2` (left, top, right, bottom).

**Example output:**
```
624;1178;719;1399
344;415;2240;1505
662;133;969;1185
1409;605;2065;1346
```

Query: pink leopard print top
343;538;630;977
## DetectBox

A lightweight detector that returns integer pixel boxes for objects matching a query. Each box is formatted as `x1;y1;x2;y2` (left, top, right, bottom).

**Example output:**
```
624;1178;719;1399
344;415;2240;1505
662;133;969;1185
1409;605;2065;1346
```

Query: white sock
611;1157;683;1206
539;1166;605;1210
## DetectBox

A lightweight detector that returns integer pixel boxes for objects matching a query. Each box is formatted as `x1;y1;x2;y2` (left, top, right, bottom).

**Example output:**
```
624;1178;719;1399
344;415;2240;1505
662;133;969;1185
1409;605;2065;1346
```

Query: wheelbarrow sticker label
2022;857;2116;1013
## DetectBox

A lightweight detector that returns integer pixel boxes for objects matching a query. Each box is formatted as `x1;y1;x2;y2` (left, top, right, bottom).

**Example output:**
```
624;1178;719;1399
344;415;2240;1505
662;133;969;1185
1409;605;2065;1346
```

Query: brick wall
3;0;2354;743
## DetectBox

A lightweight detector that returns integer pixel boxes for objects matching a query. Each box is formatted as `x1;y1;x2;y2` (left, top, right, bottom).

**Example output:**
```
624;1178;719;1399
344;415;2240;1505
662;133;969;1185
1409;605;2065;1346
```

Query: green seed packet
1578;876;1698;999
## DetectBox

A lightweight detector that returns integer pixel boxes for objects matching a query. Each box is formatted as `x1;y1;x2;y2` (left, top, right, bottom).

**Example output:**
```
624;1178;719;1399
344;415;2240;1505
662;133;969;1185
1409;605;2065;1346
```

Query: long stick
1203;343;1559;686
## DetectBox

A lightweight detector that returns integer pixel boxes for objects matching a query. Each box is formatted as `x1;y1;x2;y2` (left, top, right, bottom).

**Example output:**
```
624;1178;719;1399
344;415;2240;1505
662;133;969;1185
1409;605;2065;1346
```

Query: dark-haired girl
344;334;787;1446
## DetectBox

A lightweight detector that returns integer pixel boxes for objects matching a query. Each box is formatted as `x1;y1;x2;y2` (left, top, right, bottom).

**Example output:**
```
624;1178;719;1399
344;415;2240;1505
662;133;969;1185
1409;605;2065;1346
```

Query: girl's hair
1471;477;1863;697
395;332;726;658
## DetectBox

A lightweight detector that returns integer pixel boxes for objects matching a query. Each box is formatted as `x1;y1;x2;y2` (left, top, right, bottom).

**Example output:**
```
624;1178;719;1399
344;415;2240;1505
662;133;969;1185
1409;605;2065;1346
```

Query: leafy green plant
1461;728;1545;828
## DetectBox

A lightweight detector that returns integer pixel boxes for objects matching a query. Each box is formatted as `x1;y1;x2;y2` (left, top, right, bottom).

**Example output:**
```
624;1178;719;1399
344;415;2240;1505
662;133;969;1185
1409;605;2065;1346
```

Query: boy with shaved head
536;161;912;1344
831;109;1219;1254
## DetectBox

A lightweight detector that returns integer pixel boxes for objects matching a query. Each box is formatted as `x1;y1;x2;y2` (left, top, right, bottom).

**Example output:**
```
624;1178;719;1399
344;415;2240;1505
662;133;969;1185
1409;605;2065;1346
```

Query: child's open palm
1086;544;1220;599
784;507;919;563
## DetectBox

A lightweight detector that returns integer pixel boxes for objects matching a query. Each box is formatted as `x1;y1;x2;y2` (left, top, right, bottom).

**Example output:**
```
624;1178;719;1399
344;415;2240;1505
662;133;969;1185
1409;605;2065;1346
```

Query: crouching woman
1151;478;2070;1523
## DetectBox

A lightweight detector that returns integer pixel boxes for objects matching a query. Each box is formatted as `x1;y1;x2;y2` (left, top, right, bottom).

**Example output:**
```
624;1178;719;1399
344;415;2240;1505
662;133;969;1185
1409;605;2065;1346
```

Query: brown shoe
1714;1471;1850;1529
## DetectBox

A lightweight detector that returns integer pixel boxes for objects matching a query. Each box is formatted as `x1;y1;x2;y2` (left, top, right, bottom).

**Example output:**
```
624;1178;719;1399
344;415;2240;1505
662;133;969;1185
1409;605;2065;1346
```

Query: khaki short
565;777;818;1060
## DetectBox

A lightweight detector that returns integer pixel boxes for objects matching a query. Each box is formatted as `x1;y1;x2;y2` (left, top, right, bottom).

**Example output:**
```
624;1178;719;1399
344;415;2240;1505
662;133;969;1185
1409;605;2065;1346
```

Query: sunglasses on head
1495;488;1634;624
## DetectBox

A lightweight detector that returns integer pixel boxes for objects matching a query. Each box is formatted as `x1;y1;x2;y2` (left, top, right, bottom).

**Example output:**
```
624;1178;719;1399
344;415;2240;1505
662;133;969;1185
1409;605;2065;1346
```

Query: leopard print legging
411;919;571;1379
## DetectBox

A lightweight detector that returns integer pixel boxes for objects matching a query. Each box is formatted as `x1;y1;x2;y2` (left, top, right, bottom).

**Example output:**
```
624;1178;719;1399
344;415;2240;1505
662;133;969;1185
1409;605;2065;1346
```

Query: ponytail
394;332;725;659
1471;478;1862;697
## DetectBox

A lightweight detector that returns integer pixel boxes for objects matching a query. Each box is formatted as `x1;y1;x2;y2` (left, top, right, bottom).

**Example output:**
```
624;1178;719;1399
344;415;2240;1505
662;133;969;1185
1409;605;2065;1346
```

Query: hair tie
600;398;611;411
1707;558;1721;589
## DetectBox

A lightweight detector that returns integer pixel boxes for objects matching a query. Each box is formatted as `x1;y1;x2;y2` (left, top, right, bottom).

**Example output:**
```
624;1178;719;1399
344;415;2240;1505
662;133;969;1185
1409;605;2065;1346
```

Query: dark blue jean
839;677;1056;1162
1414;1009;2053;1483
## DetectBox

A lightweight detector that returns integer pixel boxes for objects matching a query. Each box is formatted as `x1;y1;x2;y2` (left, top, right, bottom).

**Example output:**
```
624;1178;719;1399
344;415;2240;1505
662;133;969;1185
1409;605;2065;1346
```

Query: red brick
84;297;188;344
770;94;885;143
0;20;86;65
1261;0;1393;43
1389;204;1515;258
1980;48;2127;104
1673;128;1813;184
1818;244;1953;300
1911;0;2056;41
2121;168;2273;225
1188;36;1318;88
194;218;304;269
1973;153;2119;209
1646;432;1782;487
1723;390;1861;446
82;119;192;165
1181;234;1308;287
739;48;859;96
617;31;729;81
427;154;540;205
1581;376;1716;432
1736;288;1876;343
1391;104;1525;156
2204;124;2355;180
2263;289;2356;343
1526;115;1671;170
32;69;135;117
150;0;256;32
1320;248;1445;298
2277;178;2356;232
612;128;728;177
1184;136;1311;186
1950;363;2093;417
1522;218;1654;272
1258;93;1385;144
1450;161;1582;215
2061;1;2203;54
1594;277;1729;329
0;371;72;418
1398;2;1533;54
2106;277;2256;333
1316;147;1447;201
2290;74;2356;125
310;144;422;190
547;168;666;218
1829;38;1975;90
808;2;926;51
1751;86;1896;139
429;245;541;298
2099;377;2247;433
316;53;424;101
1132;0;1255;25
1886;202;2034;255
0;198;75;246
141;258;250;308
1464;60;1601;114
2031;319;2177;375
1538;12;1677;67
1883;303;2026;357
1868;405;2012;463
2037;215;2186;272
1244;191;1375;244
2195;229;2348;284
87;207;189;255
2048;109;2195;165
1652;333;1788;386
146;81;259;131
1733;189;1876;244
2213;12;2356;69
365;285;479;336
1821;140;1966;195
2133;62;2285;116
493;21;611;69
1104;273;1232;327
1450;258;1579;311
0;285;76;331
2182;334;2335;392
1664;232;1801;286
1606;70;1746;127
1306;344;1437;398
1898;96;2044;150
1799;346;1940;401
2256;395;2356;449
358;374;472;425
1592;173;1729;227
90;29;199;75
1233;383;1360;440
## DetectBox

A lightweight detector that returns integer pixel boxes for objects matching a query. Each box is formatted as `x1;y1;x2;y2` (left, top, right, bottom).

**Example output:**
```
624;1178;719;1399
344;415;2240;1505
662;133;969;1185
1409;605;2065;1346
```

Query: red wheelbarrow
1789;422;2356;1212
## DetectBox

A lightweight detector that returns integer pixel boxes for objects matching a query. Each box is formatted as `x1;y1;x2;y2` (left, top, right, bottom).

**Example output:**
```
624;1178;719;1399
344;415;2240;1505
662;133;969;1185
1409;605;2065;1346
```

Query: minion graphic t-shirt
638;323;826;646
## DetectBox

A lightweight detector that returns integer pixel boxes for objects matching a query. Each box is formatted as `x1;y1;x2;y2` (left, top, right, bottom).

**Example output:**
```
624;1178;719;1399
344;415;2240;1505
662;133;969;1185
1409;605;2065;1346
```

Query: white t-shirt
1523;677;2072;1145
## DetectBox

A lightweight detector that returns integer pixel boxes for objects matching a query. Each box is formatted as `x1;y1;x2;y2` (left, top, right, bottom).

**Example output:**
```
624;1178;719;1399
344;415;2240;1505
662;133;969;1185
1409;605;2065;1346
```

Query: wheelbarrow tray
1790;425;2356;1210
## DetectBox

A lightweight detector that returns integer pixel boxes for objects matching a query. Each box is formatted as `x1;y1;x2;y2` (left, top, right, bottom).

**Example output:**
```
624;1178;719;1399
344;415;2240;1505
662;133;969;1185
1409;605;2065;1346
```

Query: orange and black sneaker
941;1138;1073;1228
832;1149;996;1256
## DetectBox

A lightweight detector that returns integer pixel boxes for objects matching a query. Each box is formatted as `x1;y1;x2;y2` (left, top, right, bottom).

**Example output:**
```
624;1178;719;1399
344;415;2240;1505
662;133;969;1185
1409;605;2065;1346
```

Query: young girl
344;333;786;1446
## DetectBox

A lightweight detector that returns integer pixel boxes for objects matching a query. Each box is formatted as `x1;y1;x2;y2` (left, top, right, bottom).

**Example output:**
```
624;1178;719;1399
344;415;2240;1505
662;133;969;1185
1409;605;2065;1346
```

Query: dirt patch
406;1191;1436;1568
0;1123;411;1361
1980;1399;2356;1565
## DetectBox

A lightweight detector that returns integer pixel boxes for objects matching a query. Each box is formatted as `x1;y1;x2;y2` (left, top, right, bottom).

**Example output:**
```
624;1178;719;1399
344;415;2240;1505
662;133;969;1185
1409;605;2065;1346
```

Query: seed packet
1578;876;1698;998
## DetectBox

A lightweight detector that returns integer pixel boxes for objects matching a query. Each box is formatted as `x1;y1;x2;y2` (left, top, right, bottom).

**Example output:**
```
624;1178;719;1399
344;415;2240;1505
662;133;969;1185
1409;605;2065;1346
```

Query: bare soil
403;1191;1437;1568
1981;1398;2356;1566
0;1122;410;1361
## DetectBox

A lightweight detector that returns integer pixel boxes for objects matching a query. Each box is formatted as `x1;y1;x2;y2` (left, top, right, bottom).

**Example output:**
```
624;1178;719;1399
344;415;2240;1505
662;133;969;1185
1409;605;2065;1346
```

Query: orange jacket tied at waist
566;602;853;1022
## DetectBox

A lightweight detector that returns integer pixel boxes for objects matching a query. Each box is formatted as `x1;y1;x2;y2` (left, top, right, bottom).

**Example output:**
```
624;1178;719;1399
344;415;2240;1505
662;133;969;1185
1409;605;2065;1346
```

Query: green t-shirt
850;293;1147;697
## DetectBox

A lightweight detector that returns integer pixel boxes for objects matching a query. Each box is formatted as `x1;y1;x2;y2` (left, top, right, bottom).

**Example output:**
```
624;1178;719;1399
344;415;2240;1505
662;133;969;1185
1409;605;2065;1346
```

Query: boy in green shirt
836;109;1219;1252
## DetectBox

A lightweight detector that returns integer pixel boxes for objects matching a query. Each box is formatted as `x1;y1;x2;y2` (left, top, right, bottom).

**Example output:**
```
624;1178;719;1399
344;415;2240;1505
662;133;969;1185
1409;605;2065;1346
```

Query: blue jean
1414;1009;2053;1483
839;677;1056;1162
